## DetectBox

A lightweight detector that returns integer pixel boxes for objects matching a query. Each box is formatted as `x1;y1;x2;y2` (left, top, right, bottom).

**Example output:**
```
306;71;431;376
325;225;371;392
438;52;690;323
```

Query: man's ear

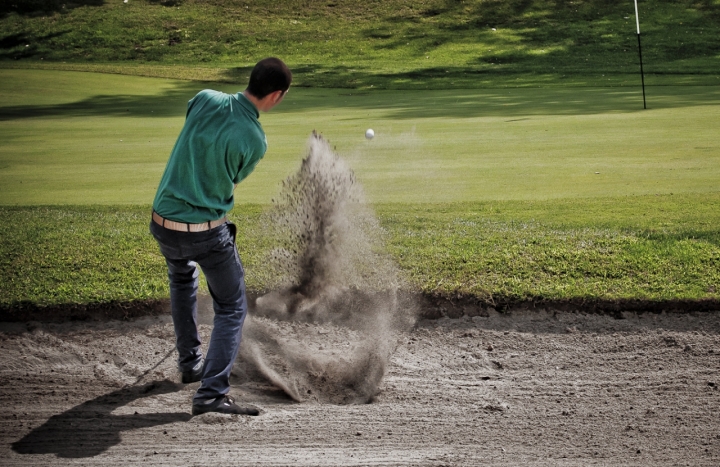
271;89;285;104
256;89;286;111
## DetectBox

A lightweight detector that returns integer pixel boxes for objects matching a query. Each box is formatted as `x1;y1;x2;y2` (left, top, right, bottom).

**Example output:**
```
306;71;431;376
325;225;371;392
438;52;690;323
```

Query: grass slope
2;196;719;308
1;0;719;88
379;195;720;302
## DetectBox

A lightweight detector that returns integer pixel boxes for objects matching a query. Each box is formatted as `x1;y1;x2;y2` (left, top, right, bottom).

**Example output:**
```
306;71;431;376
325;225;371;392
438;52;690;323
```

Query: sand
1;305;719;465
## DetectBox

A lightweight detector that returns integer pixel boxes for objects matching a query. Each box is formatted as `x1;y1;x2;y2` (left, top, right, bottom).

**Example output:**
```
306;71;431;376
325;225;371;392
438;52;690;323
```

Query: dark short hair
246;57;292;99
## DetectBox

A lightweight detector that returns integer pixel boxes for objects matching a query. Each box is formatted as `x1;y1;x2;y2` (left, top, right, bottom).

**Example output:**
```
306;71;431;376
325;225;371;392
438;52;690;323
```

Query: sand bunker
236;132;415;404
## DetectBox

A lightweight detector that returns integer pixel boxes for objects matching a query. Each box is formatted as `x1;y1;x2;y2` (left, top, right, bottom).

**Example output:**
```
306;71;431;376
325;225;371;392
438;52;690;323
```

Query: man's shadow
12;380;191;458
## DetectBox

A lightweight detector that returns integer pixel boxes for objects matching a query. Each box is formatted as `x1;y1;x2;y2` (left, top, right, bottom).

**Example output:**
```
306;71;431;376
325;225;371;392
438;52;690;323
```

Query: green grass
378;195;720;302
0;205;264;307
2;195;719;308
1;1;719;311
1;0;719;88
0;67;719;309
0;206;168;307
1;69;719;206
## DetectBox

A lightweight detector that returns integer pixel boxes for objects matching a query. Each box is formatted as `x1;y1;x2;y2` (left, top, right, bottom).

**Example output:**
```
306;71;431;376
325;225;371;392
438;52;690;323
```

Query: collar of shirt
235;92;259;118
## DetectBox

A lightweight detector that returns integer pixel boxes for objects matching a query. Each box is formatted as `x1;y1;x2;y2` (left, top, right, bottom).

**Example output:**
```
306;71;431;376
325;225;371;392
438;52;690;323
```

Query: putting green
1;69;718;205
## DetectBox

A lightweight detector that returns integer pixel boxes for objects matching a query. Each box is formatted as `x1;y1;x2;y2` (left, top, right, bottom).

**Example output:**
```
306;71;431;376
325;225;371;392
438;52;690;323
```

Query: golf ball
365;129;374;140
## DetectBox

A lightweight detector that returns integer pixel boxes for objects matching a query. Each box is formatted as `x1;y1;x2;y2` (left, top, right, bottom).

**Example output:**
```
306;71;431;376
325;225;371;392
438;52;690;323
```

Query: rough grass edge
3;292;720;323
0;298;168;323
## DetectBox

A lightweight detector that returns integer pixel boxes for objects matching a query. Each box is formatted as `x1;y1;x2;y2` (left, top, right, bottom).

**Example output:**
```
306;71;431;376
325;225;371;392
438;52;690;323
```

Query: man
150;57;291;416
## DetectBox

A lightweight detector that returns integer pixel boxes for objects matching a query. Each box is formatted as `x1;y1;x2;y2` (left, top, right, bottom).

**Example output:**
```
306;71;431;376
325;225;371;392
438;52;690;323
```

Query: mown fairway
1;68;719;205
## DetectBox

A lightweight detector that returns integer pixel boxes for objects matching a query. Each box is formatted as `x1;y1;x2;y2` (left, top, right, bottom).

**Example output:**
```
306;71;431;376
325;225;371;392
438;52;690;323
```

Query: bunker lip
0;299;168;323
2;293;720;324
421;294;720;319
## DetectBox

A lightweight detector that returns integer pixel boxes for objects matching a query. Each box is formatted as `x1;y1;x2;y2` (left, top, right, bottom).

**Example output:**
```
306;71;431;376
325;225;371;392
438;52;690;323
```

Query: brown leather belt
152;211;227;233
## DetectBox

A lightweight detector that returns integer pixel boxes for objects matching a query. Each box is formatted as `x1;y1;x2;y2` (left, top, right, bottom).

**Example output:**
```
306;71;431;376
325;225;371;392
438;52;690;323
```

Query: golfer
150;57;291;415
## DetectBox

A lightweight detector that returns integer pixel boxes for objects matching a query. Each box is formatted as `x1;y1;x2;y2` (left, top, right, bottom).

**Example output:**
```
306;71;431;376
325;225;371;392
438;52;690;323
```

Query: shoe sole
192;404;259;416
181;360;204;384
181;373;202;384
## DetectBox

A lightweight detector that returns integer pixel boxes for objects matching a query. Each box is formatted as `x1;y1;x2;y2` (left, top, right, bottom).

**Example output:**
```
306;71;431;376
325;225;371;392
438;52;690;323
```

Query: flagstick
634;0;647;109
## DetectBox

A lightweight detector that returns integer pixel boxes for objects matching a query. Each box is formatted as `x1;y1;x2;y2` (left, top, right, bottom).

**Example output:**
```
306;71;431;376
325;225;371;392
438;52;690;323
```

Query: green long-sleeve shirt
153;90;267;223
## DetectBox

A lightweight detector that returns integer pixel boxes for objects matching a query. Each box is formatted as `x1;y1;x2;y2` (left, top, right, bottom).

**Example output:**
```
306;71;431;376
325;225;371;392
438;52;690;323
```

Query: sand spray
236;132;416;404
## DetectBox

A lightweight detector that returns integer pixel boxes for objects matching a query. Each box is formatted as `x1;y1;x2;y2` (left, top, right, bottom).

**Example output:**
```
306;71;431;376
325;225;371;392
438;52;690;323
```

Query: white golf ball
365;129;374;140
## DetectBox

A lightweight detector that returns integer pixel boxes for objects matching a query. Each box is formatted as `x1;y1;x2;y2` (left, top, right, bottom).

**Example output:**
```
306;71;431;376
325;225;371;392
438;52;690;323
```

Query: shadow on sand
11;379;191;458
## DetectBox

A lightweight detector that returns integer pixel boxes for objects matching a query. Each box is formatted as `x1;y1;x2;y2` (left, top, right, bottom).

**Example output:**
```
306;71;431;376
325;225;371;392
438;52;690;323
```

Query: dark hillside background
1;0;718;88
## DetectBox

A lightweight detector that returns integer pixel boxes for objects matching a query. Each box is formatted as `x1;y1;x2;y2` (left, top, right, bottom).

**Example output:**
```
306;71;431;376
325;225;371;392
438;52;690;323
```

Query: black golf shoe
192;395;260;416
181;359;204;384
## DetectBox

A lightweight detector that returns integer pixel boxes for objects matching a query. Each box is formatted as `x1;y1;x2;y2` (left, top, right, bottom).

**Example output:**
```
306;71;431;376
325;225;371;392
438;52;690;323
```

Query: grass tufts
1;195;719;310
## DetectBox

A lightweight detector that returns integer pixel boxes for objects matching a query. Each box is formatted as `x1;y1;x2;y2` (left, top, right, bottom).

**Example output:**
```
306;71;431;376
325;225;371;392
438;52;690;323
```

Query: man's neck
241;90;261;111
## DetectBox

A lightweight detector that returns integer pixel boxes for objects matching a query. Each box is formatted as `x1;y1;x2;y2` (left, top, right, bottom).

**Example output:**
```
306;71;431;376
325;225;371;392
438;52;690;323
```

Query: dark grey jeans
150;220;248;404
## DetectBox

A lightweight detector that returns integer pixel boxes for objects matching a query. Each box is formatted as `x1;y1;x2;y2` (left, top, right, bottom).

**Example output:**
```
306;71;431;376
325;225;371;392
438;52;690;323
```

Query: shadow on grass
363;0;720;73
275;77;720;118
1;73;719;122
1;0;719;75
0;31;68;60
639;229;720;249
0;0;104;18
11;380;190;458
0;80;202;120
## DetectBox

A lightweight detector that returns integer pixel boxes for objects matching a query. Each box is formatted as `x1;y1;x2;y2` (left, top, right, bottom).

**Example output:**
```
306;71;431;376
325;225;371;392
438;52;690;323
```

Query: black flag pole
634;0;647;109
